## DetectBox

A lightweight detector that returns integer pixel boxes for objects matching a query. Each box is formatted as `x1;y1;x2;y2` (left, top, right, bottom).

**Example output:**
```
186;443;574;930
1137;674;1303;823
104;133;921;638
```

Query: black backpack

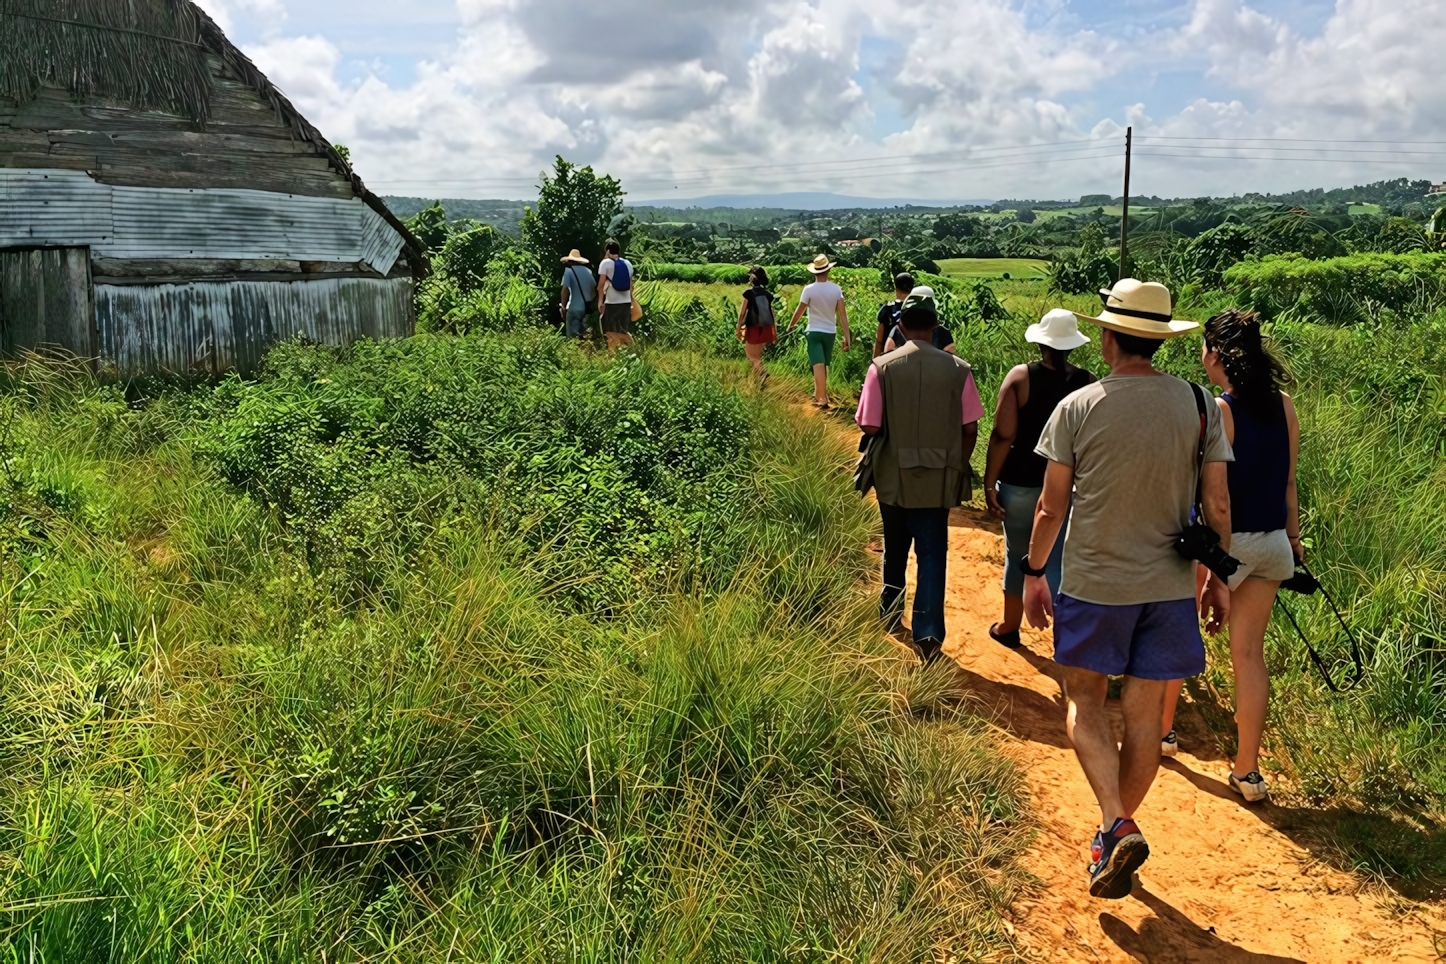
747;288;775;327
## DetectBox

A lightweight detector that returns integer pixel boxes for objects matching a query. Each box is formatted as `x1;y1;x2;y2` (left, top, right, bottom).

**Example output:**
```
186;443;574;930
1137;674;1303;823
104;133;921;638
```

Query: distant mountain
382;196;529;234
629;192;995;211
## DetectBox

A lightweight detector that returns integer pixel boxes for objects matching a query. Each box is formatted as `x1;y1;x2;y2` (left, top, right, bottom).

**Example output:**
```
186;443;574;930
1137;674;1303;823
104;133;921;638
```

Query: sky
194;0;1446;203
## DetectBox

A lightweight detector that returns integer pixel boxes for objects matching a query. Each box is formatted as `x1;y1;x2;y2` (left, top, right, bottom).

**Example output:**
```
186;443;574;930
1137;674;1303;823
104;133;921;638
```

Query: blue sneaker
1088;817;1149;899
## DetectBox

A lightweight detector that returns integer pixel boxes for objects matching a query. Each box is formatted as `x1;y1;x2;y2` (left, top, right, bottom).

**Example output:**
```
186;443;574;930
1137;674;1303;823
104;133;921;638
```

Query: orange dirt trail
920;508;1445;962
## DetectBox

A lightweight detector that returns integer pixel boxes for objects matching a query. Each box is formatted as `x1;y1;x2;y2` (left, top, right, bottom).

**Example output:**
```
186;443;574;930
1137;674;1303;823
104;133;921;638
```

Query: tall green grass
0;339;1030;960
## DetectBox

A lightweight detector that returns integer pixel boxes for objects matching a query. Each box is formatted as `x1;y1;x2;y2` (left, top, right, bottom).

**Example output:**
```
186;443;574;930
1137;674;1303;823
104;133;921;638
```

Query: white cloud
230;0;1446;201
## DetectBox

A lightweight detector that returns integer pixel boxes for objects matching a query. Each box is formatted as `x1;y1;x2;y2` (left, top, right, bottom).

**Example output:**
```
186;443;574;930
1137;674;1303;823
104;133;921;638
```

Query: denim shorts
998;481;1066;596
806;331;836;366
1053;595;1205;680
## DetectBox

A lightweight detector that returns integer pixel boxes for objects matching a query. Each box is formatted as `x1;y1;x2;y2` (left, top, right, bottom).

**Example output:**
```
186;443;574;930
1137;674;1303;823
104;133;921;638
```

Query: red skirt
744;324;777;345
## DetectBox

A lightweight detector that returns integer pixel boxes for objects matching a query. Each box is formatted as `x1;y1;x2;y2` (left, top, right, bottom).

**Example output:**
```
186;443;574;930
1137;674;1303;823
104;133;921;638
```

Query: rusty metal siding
94;276;413;376
0;170;404;271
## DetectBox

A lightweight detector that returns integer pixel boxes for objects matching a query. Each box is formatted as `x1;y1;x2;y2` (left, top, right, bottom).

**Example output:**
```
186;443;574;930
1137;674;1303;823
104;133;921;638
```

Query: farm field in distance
936;256;1051;279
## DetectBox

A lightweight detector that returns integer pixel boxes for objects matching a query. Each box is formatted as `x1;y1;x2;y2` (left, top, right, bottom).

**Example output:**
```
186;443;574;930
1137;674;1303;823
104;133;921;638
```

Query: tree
521;157;626;281
1015;207;1037;224
439;224;501;292
406;202;450;254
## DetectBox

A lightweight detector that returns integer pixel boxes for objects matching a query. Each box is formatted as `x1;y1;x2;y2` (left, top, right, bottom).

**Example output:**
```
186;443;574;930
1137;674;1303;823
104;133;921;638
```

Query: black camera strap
1275;563;1365;693
1188;381;1208;516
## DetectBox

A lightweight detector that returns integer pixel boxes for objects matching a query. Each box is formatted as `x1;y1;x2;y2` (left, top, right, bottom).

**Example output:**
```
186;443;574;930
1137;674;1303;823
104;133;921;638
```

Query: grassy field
0;337;1031;960
633;274;1446;888
936;257;1050;280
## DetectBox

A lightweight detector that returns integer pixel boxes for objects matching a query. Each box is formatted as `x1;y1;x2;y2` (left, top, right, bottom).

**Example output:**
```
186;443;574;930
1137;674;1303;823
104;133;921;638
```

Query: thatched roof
0;0;427;276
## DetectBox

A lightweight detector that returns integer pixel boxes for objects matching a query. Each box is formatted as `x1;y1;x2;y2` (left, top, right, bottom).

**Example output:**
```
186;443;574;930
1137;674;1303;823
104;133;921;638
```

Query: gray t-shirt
1036;374;1233;606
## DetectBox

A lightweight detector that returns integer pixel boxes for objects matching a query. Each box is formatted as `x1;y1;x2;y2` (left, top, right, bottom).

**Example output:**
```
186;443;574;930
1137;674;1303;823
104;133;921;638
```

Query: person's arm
984;365;1027;519
598;269;610;313
838;298;851;351
1024;460;1074;629
873;315;888;358
856;365;883;435
945;344;958;355
788;293;808;331
962;422;979;472
1199;460;1232;634
560;284;571;312
1283;393;1303;562
737;293;749;339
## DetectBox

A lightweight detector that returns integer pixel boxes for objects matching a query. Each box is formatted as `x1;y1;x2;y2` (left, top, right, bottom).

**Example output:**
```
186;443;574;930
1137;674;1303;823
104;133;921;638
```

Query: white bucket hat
1026;308;1091;350
1071;278;1200;339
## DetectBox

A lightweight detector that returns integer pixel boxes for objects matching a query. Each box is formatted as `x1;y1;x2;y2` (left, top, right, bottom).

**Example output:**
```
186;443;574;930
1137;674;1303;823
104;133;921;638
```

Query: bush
1224;252;1446;323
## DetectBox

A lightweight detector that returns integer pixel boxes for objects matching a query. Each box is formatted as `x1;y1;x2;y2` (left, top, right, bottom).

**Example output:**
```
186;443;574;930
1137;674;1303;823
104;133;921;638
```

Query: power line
1139;135;1446;146
1135;151;1435;167
1137;141;1446;157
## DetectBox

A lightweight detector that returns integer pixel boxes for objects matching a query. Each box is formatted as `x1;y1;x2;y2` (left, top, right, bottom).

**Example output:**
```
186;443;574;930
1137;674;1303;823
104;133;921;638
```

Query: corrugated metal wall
0;170;404;271
95;276;414;376
0;247;94;356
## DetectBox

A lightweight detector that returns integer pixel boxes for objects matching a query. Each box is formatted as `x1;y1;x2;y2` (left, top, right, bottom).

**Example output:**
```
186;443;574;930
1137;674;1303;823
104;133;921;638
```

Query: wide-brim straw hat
1071;279;1200;339
560;249;589;265
1026;308;1091;350
807;254;836;274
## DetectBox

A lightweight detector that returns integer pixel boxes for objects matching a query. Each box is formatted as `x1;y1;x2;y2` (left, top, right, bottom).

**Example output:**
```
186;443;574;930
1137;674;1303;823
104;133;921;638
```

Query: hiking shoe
1228;770;1269;803
989;623;1022;649
1088;818;1149;900
1160;730;1179;758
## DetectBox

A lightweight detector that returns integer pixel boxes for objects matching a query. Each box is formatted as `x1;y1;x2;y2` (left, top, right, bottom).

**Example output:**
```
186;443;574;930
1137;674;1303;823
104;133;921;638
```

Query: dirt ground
912;507;1446;962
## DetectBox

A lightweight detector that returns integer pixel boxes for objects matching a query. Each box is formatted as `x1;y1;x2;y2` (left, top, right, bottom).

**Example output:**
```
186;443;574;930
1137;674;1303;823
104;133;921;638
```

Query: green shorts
806;331;836;367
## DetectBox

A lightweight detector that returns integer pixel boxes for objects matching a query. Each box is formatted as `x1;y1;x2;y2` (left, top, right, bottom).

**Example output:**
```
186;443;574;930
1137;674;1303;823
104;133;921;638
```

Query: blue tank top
1223;392;1289;533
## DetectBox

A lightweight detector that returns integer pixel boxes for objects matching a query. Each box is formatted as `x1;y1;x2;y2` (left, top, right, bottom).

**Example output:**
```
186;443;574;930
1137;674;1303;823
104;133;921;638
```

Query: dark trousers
879;502;951;644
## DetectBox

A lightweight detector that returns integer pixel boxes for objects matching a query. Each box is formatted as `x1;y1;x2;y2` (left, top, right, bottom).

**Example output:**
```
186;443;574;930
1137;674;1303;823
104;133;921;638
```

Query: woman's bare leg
1161;679;1184;737
813;363;829;404
1228;578;1279;776
745;343;766;379
997;593;1024;635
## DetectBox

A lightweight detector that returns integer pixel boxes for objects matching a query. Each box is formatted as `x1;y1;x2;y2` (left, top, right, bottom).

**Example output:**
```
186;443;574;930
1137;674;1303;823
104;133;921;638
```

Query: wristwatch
1019;557;1048;579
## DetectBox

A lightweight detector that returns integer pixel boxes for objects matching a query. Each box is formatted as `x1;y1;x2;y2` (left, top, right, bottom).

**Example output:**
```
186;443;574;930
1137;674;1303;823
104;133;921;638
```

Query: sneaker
1228;770;1269;803
1088;818;1150;900
1160;730;1179;759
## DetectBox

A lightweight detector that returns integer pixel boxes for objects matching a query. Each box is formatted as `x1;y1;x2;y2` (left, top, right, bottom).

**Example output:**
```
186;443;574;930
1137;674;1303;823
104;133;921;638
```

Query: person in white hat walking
1023;279;1234;900
788;255;851;408
559;249;597;343
982;309;1097;650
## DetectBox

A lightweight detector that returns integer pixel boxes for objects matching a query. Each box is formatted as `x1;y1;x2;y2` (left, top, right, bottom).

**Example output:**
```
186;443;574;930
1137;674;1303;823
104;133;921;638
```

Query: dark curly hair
1204;309;1293;419
748;265;769;287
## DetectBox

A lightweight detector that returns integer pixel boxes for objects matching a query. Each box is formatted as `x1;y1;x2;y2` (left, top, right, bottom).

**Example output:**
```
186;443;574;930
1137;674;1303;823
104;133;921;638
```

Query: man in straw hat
788;254;851;408
982;309;1097;650
855;289;984;665
559;249;597;343
1023;279;1233;899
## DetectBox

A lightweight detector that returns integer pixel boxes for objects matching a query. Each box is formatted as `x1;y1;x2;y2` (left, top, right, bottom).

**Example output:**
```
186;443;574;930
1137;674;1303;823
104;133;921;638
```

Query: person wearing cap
788;255;851;408
882;286;956;355
1023;279;1233;900
982;309;1097;650
559;249;597;343
855;289;985;666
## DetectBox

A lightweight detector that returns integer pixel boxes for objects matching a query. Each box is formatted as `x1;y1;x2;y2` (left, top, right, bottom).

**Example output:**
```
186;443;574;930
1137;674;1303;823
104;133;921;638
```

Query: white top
599;258;633;305
799;280;844;333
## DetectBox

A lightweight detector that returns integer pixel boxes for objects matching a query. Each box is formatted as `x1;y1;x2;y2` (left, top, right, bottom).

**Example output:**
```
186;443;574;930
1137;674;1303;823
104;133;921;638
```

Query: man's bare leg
1062;666;1124;829
1119;675;1169;817
812;363;829;405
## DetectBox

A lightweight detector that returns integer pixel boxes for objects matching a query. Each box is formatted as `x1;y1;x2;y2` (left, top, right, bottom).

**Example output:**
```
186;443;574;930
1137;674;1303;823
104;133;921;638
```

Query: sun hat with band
560;249;590;264
1027;308;1091;350
807;254;836;275
1071;278;1200;339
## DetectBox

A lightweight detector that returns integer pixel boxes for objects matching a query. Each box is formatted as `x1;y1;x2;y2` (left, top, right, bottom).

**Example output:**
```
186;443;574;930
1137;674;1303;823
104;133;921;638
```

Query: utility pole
1120;126;1133;280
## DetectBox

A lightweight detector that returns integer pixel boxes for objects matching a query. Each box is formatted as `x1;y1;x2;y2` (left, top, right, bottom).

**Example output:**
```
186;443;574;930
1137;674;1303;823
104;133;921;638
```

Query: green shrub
1224;252;1446;323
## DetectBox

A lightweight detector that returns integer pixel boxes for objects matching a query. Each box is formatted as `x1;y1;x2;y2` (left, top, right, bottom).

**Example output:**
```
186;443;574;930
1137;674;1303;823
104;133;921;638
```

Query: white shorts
1228;529;1296;591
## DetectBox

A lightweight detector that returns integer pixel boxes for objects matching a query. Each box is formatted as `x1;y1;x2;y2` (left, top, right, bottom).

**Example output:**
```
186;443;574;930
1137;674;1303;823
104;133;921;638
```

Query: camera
1174;524;1241;581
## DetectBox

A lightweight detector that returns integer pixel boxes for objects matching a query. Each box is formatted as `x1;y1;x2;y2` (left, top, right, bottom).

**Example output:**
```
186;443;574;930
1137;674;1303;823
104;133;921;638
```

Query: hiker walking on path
873;272;914;357
856;290;983;665
983;309;1096;649
788;255;851;408
736;266;777;386
559;249;597;343
1023;279;1234;900
1159;309;1301;803
598;240;637;353
881;285;957;354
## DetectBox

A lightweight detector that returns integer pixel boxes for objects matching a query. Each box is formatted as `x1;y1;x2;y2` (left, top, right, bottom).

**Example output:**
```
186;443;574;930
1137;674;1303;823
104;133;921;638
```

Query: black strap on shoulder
1189;381;1208;513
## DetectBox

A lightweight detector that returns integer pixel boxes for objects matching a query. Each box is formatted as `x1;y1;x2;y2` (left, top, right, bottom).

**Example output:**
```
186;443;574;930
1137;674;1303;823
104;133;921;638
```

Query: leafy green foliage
404;201;450;253
1225;252;1446;323
438;223;501;292
521;157;626;281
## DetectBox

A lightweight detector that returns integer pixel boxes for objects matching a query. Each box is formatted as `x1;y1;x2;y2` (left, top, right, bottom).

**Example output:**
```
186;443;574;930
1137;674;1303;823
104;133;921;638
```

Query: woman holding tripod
1161;310;1302;804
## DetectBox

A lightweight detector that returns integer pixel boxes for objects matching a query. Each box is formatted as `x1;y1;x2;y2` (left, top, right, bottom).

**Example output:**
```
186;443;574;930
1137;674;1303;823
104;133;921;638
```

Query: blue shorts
1053;595;1205;680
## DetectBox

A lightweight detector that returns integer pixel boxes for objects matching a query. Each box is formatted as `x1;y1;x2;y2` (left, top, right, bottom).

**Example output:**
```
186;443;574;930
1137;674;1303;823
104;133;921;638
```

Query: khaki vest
874;341;973;509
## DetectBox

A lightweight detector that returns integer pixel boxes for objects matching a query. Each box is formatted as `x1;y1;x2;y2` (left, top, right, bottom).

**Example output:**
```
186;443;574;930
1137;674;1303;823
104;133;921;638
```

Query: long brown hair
1204;309;1293;419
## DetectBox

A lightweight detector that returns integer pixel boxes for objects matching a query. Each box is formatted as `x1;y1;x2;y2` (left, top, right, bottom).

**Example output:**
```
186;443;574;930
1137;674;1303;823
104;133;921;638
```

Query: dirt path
917;509;1445;962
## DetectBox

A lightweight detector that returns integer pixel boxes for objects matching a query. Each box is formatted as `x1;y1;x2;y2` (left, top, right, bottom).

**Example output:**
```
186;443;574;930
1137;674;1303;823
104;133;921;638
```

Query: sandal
989;623;1022;649
812;398;832;410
